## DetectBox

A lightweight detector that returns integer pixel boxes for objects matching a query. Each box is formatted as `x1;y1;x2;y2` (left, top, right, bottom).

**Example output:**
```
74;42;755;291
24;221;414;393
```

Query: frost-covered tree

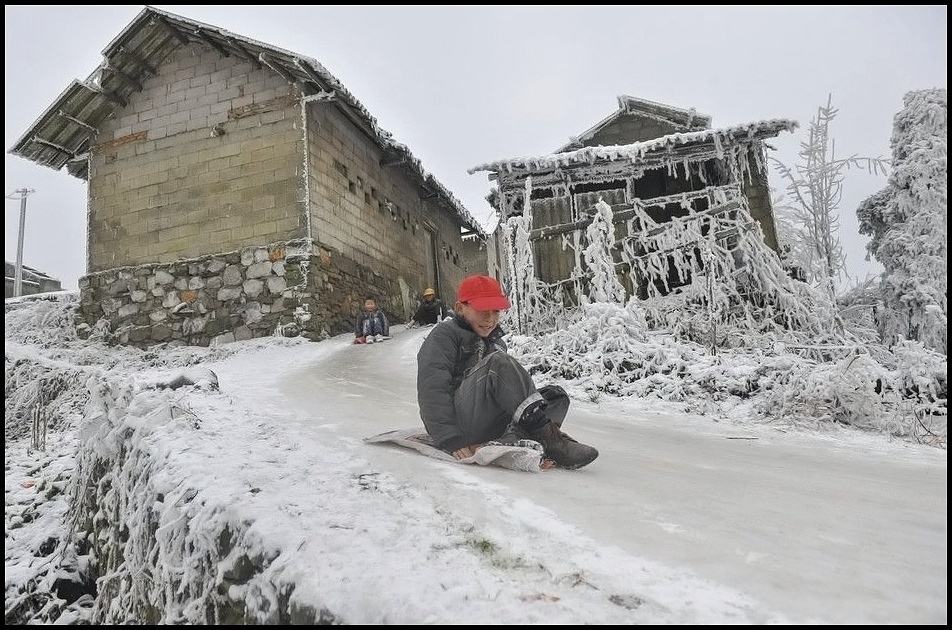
503;177;550;335
857;88;947;354
771;190;813;281
584;200;626;303
771;95;888;293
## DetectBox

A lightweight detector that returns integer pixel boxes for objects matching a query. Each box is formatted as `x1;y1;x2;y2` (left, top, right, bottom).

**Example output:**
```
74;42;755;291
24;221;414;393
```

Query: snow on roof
470;119;799;175
4;261;59;282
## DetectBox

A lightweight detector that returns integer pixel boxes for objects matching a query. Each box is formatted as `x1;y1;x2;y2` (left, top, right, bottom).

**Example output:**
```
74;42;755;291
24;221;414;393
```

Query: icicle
713;132;724;160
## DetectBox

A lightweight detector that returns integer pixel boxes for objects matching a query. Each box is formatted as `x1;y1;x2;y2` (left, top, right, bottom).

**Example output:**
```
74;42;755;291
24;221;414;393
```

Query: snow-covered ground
213;324;947;624
5;300;947;623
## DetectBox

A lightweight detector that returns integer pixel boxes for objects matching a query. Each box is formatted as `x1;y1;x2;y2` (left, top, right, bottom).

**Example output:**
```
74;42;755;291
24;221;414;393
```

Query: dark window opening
529;187;557;200
571;179;627;195
631;168;666;199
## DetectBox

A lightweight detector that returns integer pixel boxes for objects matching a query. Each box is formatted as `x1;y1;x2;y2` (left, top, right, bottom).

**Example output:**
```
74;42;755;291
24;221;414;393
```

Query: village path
215;325;947;624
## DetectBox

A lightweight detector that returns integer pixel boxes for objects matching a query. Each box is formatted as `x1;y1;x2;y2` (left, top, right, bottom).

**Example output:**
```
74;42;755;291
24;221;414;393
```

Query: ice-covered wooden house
472;96;797;303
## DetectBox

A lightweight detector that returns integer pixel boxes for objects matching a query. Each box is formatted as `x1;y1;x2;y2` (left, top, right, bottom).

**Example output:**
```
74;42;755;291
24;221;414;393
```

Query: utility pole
6;188;35;297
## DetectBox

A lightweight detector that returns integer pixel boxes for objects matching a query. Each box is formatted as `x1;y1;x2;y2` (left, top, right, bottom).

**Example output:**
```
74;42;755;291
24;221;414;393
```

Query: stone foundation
77;239;416;348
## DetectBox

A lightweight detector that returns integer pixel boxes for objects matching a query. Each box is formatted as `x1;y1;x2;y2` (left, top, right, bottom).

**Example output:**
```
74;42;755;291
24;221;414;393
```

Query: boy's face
364;300;377;312
456;302;500;338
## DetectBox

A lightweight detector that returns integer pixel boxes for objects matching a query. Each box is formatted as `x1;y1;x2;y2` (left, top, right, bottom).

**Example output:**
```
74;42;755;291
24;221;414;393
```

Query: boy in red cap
416;274;598;469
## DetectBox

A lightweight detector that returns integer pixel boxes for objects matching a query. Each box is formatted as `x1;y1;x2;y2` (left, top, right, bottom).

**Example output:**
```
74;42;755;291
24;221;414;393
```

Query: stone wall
77;241;316;347
76;238;434;347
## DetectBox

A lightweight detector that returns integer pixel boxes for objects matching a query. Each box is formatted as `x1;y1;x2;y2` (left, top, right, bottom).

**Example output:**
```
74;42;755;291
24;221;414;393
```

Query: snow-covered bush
857;88;947;354
5;291;318;624
507;301;946;444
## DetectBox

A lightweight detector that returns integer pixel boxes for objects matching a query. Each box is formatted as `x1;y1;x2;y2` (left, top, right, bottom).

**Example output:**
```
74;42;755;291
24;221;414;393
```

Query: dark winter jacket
355;310;389;337
416;314;507;451
412;298;445;325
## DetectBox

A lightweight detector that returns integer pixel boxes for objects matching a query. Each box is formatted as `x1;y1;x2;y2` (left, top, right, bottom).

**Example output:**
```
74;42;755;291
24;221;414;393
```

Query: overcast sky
5;5;947;290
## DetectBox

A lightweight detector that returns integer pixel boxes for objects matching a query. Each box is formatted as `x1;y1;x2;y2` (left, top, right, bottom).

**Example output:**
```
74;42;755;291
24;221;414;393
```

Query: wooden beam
294;58;327;88
295;62;381;146
259;52;295;83
526;200;629;240
296;81;317;97
543;220;756;289
618;220;755;262
33;137;75;158
493;130;780;184
117;45;157;75
226;37;262;69
154;16;190;46
99;89;127;108
629;199;742;239
80;83;126;108
193;28;230;57
302;90;337;103
296;57;385;151
102;61;142;92
529;199;742;241
57;110;97;134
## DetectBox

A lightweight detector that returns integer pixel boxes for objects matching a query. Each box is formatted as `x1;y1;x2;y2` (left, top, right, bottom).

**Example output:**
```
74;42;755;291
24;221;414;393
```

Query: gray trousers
453;351;569;445
361;317;386;337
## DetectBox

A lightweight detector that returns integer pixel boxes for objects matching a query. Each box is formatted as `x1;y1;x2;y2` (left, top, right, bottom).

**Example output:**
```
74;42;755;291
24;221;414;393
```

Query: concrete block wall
88;44;306;271
305;102;469;319
458;236;489;277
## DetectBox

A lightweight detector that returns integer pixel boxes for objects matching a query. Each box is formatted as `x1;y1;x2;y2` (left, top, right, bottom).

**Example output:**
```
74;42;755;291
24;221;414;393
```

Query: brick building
11;7;484;346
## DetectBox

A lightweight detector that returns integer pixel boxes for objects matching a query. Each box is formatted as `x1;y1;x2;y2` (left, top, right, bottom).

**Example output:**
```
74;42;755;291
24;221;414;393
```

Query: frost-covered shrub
507;302;946;445
858;88;947;354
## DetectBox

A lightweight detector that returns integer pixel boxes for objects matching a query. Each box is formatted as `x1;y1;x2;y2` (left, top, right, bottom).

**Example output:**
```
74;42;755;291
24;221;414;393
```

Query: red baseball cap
457;275;511;311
